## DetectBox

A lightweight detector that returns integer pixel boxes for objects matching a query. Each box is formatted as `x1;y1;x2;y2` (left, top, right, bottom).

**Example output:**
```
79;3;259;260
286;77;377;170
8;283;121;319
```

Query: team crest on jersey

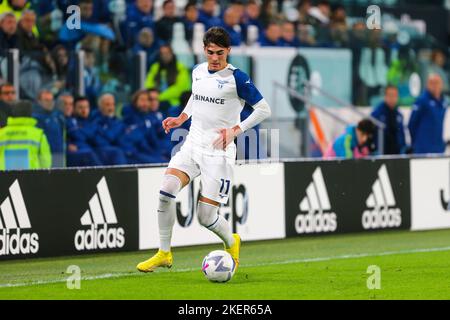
216;79;229;89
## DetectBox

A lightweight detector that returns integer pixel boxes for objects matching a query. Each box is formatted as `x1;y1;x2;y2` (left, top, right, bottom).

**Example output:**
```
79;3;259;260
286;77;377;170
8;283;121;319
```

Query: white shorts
168;140;236;204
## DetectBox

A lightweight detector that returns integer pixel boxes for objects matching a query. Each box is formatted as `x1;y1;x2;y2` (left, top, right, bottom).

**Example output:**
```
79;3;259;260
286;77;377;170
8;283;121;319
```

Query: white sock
197;201;234;248
158;175;182;252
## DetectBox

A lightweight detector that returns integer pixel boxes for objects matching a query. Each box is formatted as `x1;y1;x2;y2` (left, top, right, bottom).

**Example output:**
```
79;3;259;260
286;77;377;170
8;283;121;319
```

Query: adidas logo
0;180;39;256
295;167;337;234
362;165;401;229
74;177;125;251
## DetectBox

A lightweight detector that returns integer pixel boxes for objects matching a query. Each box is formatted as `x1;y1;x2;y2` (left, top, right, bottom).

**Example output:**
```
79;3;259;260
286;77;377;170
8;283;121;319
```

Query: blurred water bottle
246;25;259;47
171;22;190;55
192;22;205;55
50;8;63;31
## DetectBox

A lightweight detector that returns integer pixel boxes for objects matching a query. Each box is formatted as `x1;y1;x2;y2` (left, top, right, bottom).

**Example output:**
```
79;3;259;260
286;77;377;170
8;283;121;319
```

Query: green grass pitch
1;229;450;299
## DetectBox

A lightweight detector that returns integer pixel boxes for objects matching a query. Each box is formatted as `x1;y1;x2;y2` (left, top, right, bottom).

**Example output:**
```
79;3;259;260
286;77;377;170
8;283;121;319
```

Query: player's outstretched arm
162;112;189;134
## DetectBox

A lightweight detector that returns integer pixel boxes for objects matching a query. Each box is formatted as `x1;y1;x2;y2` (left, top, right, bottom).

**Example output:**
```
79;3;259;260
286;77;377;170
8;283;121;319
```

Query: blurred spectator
408;74;447;154
259;21;282;47
308;0;330;26
0;12;18;50
297;0;315;25
280;21;300;47
132;27;161;71
387;46;420;106
426;49;449;94
242;0;264;39
308;0;332;46
56;92;74;118
66;96;102;167
17;10;56;74
324;119;376;159
370;85;406;155
0;0;37;36
329;5;348;47
297;23;315;46
0;99;51;170
59;0;115;50
228;0;245;21
92;93;127;165
83;47;103;109
198;0;221;30
122;0;154;47
121;89;167;163
220;7;243;46
144;44;190;108
50;44;70;94
259;0;278;28
32;89;65;167
183;1;198;44
0;82;16;127
155;0;182;43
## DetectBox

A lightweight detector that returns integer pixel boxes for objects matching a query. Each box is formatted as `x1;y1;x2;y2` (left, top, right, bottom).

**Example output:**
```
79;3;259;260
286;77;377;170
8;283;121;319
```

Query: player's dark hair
357;118;376;137
203;27;231;48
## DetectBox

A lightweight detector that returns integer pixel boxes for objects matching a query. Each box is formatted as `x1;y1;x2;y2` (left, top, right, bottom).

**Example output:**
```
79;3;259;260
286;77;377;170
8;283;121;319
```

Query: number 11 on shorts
220;179;230;195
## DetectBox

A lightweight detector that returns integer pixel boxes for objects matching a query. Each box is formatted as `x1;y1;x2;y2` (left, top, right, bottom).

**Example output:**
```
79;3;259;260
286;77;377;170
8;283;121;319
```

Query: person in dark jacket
371;85;406;155
66;96;102;167
93;93;127;165
408;73;447;154
0;12;18;50
0;82;16;128
32;89;65;167
121;89;166;163
155;0;182;43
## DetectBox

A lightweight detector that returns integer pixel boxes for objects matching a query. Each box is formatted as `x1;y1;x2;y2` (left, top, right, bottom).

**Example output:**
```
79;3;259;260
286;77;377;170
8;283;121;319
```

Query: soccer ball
201;250;236;282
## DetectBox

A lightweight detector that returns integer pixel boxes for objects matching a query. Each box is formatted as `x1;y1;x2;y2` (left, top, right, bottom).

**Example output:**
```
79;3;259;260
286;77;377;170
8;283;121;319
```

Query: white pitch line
1;245;450;289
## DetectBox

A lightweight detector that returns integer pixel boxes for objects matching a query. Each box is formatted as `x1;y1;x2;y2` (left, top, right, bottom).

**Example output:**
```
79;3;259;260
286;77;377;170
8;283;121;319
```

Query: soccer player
137;27;271;272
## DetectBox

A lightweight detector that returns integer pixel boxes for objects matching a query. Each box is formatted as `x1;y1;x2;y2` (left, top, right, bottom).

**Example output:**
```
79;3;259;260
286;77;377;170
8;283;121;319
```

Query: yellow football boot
225;234;241;269
136;249;173;272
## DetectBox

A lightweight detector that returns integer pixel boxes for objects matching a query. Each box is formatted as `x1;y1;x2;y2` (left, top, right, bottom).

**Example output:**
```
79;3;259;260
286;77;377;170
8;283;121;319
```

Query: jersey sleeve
233;69;263;106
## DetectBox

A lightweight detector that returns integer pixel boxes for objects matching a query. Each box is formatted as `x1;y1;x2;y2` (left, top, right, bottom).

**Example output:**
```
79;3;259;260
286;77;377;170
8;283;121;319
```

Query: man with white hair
92;93;128;165
408;73;448;154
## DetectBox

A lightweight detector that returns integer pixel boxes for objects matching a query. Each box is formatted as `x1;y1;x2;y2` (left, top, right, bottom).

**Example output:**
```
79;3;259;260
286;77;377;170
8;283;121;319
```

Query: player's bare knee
197;200;219;228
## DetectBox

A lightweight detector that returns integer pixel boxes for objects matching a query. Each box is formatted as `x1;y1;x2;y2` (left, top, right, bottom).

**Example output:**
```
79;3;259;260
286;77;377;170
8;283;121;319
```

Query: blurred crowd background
1;0;450;169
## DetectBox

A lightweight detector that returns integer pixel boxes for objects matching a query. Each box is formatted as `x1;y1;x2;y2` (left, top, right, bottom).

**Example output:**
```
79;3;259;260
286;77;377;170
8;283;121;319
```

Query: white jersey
183;62;263;154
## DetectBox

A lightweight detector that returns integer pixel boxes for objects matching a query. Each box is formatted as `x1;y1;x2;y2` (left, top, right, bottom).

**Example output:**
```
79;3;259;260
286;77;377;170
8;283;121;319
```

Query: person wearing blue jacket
198;0;222;30
122;89;166;162
121;0;155;46
66;96;102;167
32;90;65;167
93;93;127;166
371;85;406;155
408;74;448;154
325;119;376;159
